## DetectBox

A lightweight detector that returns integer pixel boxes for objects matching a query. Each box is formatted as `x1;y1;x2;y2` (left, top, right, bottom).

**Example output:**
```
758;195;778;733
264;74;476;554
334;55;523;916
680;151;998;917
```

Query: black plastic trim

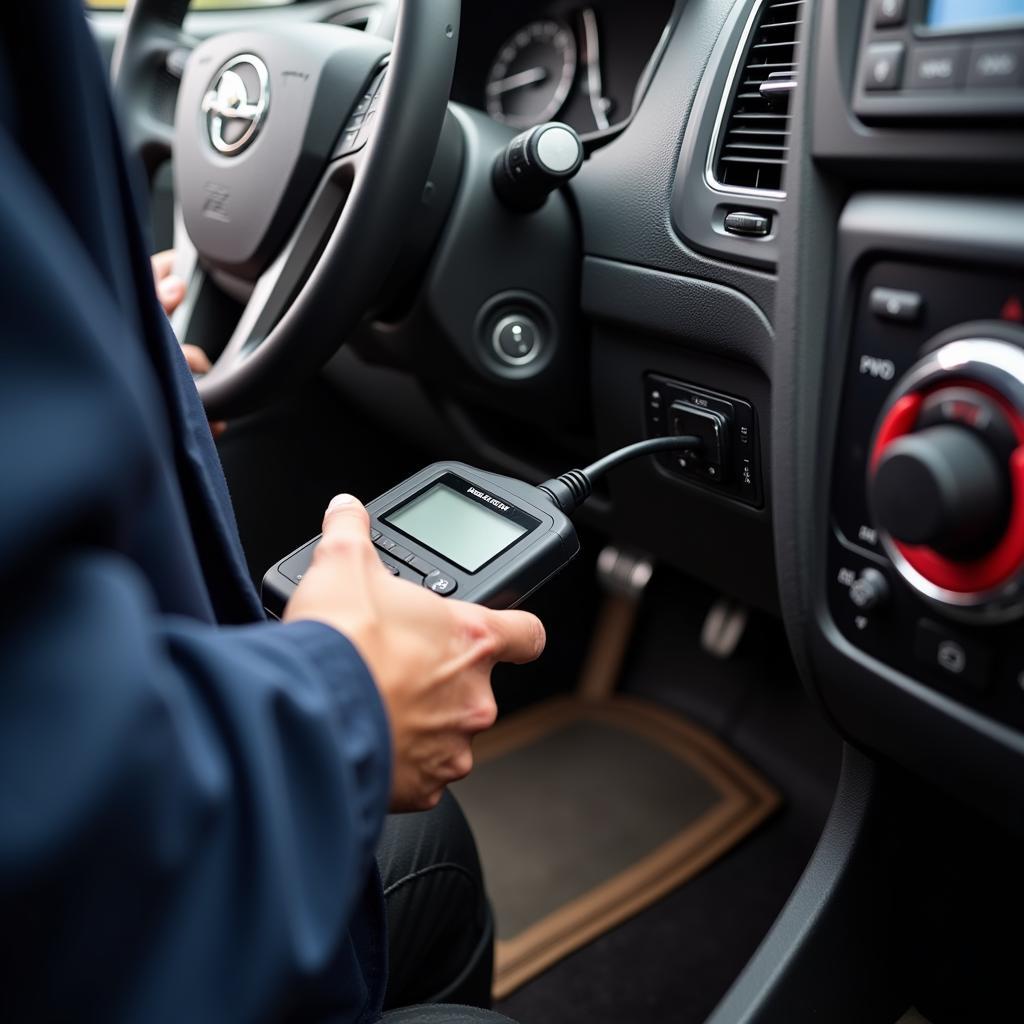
581;256;775;377
707;746;903;1024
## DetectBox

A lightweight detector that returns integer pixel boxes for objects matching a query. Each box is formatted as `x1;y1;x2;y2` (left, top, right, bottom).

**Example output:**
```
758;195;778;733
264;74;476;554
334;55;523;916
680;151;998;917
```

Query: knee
378;790;484;897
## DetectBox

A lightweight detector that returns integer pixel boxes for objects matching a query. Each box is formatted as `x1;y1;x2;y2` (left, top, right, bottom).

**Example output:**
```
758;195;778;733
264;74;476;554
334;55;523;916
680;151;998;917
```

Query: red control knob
867;331;1024;621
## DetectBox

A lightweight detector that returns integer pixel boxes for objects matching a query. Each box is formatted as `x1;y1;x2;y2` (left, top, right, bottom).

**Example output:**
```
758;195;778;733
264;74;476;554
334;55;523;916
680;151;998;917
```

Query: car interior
88;0;1023;1021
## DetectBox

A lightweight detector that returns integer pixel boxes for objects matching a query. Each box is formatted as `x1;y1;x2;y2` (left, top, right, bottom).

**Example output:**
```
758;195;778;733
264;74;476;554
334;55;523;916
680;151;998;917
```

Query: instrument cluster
452;0;675;135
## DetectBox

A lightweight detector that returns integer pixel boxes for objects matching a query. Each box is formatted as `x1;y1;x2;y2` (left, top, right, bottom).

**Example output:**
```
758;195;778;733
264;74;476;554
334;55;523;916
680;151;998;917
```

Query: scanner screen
386;483;529;572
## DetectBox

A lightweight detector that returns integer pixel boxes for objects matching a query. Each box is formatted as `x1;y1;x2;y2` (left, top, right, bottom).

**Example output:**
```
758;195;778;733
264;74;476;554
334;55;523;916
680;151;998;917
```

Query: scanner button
389;544;414;564
374;535;396;552
408;556;435;577
424;571;458;596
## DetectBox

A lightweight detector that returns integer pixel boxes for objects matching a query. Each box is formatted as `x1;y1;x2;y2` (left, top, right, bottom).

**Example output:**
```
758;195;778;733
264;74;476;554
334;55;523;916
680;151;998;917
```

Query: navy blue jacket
0;5;391;1021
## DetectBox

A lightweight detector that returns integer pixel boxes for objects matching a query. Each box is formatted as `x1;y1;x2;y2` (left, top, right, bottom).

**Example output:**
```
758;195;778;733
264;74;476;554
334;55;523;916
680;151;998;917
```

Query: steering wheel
112;0;460;419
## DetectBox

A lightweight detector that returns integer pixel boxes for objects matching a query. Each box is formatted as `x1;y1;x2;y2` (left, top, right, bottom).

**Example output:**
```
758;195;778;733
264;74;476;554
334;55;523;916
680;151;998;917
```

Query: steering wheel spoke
202;150;366;385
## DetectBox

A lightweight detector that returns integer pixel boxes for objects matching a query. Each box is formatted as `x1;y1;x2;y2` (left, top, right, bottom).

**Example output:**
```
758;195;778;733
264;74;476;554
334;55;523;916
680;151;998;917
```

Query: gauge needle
581;8;611;131
487;66;549;95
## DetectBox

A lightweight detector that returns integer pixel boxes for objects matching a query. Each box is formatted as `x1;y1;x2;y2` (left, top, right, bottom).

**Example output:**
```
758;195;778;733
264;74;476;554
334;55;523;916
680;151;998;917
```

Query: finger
321;493;372;543
481;608;546;665
157;275;186;316
181;344;212;375
151;249;176;282
319;496;397;580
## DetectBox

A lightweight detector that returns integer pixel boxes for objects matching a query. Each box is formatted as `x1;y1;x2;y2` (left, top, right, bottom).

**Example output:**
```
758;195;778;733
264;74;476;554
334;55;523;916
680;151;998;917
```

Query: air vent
713;0;802;195
327;5;382;33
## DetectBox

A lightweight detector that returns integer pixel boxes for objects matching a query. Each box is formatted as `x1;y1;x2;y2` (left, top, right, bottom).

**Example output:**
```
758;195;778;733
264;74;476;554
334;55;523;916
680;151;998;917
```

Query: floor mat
452;696;780;999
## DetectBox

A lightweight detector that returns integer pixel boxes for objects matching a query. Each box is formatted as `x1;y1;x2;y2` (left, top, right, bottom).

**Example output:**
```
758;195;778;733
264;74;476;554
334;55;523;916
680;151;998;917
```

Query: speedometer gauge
486;20;577;129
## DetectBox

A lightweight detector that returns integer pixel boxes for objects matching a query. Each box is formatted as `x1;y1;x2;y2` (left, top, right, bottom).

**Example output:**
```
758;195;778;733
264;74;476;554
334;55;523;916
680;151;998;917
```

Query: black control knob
870;424;1011;560
493;122;583;212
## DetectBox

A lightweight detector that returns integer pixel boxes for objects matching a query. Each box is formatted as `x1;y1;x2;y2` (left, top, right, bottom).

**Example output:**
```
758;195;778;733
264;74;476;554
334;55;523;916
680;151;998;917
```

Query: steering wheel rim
114;0;460;420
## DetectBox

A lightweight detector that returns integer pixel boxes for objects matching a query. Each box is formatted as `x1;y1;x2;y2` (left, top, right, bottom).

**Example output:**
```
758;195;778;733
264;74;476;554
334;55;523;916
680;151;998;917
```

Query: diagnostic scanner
262;437;702;615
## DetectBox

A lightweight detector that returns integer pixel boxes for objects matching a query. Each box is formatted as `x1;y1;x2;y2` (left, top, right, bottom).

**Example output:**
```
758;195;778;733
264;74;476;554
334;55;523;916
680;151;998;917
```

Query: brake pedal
700;598;749;659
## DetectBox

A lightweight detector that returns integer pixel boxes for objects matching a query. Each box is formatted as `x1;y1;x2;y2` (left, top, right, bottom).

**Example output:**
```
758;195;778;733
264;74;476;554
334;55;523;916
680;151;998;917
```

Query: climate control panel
829;260;1024;728
868;336;1024;621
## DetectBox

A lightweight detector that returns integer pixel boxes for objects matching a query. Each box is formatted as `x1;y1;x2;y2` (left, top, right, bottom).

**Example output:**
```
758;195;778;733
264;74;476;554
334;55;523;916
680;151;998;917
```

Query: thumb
322;493;371;539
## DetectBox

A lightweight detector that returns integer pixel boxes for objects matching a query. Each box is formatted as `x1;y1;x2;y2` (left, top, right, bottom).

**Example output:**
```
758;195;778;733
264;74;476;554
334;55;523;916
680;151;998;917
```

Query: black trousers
376;792;516;1024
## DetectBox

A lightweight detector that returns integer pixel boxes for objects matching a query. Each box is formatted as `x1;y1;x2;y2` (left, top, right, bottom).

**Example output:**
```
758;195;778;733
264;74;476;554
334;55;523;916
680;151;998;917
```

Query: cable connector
539;435;703;515
539;470;591;514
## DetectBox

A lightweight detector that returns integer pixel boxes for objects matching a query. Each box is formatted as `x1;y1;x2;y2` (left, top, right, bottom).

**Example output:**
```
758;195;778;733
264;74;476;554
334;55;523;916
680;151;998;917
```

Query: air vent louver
714;0;802;194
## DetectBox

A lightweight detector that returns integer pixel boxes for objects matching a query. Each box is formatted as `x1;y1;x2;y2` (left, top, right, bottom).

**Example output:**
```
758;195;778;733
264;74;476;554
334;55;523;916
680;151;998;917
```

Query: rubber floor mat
452;696;780;999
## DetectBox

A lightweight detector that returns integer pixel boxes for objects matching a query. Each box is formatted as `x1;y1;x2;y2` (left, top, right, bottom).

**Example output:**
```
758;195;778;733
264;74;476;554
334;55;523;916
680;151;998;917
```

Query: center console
706;1;1024;1019
828;255;1024;732
794;185;1024;834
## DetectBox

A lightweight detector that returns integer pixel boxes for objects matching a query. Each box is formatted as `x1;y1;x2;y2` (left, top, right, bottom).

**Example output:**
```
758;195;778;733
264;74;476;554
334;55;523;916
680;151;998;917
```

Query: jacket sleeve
0;121;392;1024
0;556;393;1021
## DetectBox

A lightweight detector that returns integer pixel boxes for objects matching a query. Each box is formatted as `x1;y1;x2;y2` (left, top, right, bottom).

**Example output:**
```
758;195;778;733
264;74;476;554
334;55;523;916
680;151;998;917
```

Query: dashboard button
907;44;967;90
873;0;907;28
494;315;540;364
864;42;906;91
724;211;771;238
849;568;890;612
914;619;992;692
870;286;924;324
967;40;1024;89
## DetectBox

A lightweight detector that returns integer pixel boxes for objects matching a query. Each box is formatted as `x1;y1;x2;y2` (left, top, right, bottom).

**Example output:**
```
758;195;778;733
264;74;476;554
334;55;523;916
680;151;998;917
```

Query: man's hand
284;494;546;812
152;249;186;316
151;250;226;438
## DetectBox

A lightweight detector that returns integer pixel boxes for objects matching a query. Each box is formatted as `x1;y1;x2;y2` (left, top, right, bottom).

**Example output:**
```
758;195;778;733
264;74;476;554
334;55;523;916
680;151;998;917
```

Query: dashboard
450;0;675;134
82;0;1024;1013
448;0;1024;843
88;0;1024;842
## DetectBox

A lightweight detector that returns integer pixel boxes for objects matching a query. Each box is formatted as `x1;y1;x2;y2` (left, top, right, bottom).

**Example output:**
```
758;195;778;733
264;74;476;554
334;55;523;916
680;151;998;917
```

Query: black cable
580;436;704;482
539;435;703;514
